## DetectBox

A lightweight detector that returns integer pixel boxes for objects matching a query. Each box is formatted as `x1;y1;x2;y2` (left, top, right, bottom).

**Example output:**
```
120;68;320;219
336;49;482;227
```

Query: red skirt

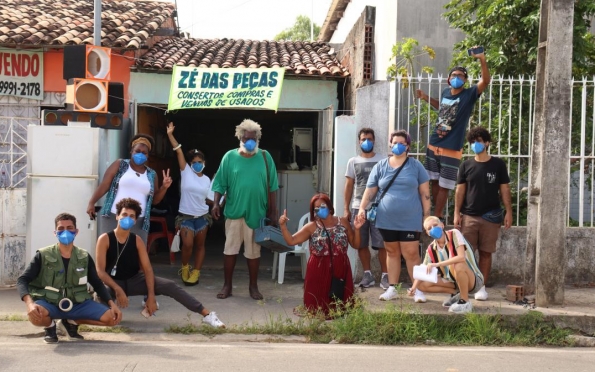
303;251;354;317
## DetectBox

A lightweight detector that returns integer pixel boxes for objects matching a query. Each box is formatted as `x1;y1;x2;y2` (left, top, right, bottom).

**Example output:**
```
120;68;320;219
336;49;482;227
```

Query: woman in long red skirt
279;193;362;317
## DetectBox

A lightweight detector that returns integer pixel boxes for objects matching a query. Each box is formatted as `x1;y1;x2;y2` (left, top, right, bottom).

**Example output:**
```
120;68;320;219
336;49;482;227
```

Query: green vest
28;244;92;305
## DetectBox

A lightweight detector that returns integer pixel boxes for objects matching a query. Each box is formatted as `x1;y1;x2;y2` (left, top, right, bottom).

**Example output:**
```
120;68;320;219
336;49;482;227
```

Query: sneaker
203;311;225;328
442;292;461;307
43;324;58;344
141;296;160;310
179;264;191;283
449;300;473;314
380;274;389;289
358;271;375;288
474;286;489;301
379;285;398;301
185;269;200;286
413;290;427;303
57;319;84;340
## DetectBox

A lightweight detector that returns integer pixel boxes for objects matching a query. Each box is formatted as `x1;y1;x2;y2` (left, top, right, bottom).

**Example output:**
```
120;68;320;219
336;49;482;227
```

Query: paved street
1;337;595;372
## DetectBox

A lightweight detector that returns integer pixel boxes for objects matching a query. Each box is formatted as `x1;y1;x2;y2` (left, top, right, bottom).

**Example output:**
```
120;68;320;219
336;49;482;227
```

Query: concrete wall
335;7;372;113
330;0;396;81
356;227;595;285
0;189;27;286
329;0;464;80
396;0;464;75
129;73;339;110
355;81;390;155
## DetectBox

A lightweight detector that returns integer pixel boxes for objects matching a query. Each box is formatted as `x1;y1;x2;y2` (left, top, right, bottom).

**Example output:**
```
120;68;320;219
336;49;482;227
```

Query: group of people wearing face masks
18;129;229;343
337;122;511;314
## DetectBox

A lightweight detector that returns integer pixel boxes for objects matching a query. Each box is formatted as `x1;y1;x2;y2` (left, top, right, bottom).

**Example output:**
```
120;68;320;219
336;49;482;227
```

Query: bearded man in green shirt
211;119;279;300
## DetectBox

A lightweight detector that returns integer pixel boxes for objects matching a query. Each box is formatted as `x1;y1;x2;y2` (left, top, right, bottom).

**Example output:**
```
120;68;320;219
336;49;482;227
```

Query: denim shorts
178;214;211;233
36;299;110;321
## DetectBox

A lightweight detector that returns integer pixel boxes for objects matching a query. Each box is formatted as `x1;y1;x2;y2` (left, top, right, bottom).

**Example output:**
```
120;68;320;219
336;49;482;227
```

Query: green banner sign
168;67;285;111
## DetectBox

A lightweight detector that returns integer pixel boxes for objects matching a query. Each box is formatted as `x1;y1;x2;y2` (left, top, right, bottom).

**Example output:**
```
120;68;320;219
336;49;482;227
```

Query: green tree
443;0;595;226
443;0;595;77
387;37;435;89
274;15;321;41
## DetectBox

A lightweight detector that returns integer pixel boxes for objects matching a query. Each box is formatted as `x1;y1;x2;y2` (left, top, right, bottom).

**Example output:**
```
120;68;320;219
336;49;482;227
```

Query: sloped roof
0;0;175;49
135;38;349;77
319;0;351;42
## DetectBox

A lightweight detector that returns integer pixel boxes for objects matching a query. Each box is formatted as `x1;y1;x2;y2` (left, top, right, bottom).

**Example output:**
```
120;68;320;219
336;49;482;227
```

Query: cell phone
467;46;484;56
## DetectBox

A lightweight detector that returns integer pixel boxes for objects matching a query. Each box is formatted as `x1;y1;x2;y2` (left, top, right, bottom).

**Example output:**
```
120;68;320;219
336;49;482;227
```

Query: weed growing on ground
0;314;27;321
78;325;132;334
164;297;571;346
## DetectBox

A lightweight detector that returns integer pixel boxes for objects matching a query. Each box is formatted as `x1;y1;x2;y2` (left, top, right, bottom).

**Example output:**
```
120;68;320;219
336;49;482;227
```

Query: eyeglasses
314;203;327;212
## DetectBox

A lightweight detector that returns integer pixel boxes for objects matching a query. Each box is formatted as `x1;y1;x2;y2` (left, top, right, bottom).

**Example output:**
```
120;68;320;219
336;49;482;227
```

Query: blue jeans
179;215;210;233
36;299;110;321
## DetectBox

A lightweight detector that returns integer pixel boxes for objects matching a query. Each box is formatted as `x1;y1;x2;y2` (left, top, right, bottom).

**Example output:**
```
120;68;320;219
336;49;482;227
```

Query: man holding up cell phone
415;46;491;223
95;198;225;328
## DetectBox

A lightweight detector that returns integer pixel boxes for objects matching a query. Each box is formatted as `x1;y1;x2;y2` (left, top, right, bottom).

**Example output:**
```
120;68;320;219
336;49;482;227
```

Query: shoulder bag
322;222;345;301
367;157;409;223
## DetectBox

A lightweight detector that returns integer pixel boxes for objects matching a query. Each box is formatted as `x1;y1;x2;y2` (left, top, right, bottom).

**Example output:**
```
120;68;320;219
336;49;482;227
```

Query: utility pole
525;0;574;306
310;0;314;41
94;0;101;46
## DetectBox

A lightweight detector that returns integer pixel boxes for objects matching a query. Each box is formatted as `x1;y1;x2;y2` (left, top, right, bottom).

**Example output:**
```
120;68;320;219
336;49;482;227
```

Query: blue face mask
391;143;407;156
191;162;205;173
450;76;465;89
243;139;257;152
56;230;76;245
360;139;374;153
429;226;443;240
316;207;329;219
119;216;135;230
132;153;147;165
471;142;485;154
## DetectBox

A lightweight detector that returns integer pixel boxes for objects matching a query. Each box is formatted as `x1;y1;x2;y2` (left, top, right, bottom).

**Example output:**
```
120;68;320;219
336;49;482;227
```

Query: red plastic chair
147;216;175;265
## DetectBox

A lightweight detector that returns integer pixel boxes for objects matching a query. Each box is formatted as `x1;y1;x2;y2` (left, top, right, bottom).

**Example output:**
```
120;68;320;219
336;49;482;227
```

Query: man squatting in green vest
17;213;122;343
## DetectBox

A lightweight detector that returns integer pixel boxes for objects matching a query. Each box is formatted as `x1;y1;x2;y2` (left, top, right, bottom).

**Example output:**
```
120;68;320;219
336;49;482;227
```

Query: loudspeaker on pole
63;45;112;80
42;109;123;130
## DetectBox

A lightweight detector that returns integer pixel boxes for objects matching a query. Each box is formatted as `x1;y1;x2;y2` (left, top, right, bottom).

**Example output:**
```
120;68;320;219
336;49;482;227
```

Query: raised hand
279;209;289;226
166;122;175;135
161;169;172;189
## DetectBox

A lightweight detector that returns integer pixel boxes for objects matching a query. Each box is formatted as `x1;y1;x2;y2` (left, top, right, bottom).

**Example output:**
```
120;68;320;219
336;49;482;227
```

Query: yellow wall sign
168;67;285;111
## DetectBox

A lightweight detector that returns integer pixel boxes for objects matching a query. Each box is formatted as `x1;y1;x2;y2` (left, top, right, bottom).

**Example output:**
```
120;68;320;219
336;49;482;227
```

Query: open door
317;105;334;195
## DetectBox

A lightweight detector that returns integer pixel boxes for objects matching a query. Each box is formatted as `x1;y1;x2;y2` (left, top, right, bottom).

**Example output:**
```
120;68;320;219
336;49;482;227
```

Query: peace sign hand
161;169;172;190
278;209;289;226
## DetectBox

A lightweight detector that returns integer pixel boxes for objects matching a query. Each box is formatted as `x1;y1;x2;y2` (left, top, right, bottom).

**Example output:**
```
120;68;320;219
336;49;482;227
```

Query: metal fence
0;116;40;189
394;75;595;227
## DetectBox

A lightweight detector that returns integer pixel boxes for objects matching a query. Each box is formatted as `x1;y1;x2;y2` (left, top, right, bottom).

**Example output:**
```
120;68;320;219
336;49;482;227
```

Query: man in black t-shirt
454;127;512;301
95;198;225;328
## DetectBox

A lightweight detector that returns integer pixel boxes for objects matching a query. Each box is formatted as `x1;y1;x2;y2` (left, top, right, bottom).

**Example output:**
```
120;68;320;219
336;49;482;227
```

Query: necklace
110;233;130;277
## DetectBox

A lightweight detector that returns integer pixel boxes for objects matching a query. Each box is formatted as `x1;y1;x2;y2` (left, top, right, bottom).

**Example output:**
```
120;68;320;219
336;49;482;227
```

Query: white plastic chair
272;213;310;284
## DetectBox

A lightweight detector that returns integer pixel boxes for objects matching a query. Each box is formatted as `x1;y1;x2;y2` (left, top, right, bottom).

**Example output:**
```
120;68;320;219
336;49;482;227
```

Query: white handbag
170;230;180;253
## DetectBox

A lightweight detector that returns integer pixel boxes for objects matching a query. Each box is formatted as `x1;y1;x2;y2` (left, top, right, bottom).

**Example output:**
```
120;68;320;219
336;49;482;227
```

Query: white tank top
110;166;151;217
178;165;210;216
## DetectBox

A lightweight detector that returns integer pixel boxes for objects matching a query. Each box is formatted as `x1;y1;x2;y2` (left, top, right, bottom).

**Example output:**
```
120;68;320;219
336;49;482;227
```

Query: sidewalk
1;249;595;340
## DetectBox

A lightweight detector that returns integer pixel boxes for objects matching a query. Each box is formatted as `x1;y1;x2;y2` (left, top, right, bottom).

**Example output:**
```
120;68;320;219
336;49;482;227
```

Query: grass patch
165;299;572;346
0;314;27;321
78;325;132;334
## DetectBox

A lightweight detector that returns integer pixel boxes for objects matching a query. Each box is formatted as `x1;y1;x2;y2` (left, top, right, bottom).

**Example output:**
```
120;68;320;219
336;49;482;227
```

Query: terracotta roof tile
137;38;349;77
0;0;175;49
